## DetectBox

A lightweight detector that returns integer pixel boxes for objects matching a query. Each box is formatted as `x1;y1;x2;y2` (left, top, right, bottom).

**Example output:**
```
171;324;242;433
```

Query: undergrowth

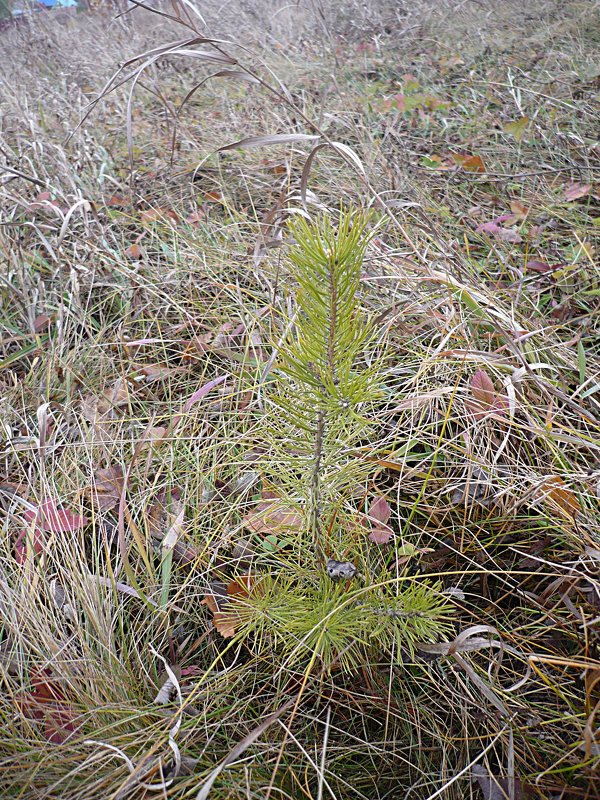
0;1;599;798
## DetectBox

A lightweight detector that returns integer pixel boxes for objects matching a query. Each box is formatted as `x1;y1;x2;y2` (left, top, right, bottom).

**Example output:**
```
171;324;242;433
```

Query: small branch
311;410;325;559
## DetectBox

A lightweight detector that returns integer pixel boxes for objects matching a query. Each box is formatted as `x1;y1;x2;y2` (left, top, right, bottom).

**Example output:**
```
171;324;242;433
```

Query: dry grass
1;0;599;798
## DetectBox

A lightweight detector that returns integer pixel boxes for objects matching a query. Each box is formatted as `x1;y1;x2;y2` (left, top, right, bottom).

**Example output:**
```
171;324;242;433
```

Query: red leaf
186;209;206;226
33;313;52;332
470;370;496;406
369;527;394;545
468;371;508;420
368;497;391;525
564;183;591;202
525;260;553;273
19;670;77;744
363;497;394;544
14;527;45;563
475;216;522;244
24;499;88;533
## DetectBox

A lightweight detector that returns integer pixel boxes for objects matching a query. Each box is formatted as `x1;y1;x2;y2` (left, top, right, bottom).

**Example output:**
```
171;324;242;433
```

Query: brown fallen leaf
564;182;591;202
92;465;124;511
539;476;581;520
17;669;77;744
81;378;129;423
124;243;145;260
202;576;255;638
139;207;180;225
451;153;486;173
242;497;303;536
106;193;129;208
33;313;53;333
133;363;186;382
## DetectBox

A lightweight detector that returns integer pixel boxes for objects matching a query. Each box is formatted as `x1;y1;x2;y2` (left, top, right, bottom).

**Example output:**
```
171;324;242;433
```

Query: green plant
222;210;452;670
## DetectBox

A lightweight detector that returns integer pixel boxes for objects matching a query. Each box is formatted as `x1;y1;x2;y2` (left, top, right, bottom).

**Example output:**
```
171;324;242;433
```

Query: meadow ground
1;1;599;797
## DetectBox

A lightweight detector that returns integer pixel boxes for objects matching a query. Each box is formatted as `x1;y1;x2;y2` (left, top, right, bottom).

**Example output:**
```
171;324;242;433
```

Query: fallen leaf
202;576;255;638
81;378;129;423
186;209;205;226
509;199;529;219
15;499;88;562
139;207;180;225
467;370;509;420
564;183;591;202
470;370;496;407
525;260;553;273
451;153;486;173
14;527;44;563
134;363;185;382
540;476;581;519
242;497;303;536
92;465;124;511
124;243;144;260
475;218;522;244
106;194;129;208
210;612;236;638
201;581;228;615
471;764;526;800
25;192;65;215
503;116;530;141
369;527;394;545
33;313;52;332
496;227;523;243
24;499;88;533
359;496;395;544
18;669;76;744
368;496;391;525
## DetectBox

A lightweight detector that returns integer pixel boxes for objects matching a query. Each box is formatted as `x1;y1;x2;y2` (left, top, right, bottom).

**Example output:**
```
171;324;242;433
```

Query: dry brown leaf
242;500;303;535
212;612;237;638
139;207;180;225
451;153;486;173
92;465;124;511
202;576;255;638
564;182;591;202
81;378;129;423
124;243;145;260
540;476;581;519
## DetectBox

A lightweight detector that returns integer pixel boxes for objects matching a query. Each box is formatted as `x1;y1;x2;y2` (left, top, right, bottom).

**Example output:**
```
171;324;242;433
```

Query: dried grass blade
219;134;319;152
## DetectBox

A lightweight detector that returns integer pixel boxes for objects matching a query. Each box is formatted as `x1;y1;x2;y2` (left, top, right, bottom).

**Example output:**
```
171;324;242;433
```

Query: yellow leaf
503;117;530;142
540;476;581;520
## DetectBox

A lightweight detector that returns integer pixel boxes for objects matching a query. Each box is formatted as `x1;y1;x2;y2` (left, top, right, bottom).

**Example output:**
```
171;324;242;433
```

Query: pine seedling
231;209;451;671
269;209;383;559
